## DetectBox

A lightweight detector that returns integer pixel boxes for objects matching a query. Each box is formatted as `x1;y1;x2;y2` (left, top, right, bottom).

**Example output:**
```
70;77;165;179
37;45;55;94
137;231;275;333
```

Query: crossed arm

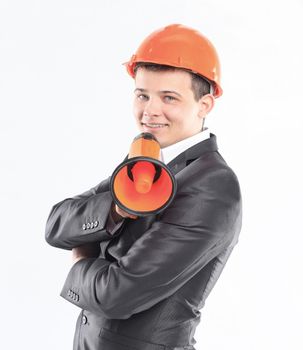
45;166;242;320
72;203;137;263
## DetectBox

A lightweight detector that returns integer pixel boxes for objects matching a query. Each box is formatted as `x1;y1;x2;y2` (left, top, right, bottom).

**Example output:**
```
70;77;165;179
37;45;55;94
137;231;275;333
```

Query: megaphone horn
110;133;177;217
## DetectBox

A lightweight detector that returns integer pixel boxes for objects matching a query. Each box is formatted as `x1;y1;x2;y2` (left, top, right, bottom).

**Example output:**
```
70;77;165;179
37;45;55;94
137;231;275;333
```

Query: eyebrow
134;88;182;97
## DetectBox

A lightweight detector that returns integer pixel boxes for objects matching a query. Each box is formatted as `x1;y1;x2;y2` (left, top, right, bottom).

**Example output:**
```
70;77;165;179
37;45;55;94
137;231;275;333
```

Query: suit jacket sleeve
60;164;242;319
45;176;122;250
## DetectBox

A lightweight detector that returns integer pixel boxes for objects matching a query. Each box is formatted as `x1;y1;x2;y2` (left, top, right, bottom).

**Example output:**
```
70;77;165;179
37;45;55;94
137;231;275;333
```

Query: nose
143;98;161;117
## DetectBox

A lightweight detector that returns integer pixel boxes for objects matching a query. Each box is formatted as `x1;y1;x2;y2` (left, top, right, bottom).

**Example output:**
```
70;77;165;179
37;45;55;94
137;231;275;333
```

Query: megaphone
110;132;177;217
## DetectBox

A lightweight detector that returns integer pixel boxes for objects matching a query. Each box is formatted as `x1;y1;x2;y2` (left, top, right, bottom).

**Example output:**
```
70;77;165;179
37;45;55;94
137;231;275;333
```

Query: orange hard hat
124;24;223;98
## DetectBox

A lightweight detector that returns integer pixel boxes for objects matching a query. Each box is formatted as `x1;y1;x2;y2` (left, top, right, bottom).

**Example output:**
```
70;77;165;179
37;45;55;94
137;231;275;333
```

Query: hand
72;242;100;264
111;203;138;223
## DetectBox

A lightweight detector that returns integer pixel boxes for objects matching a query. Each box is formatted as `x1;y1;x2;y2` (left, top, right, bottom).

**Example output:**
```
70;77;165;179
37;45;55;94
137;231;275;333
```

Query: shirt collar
161;128;210;164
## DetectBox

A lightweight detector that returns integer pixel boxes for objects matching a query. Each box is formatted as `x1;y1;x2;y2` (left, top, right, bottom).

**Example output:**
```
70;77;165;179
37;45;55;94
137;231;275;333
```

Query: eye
136;94;149;101
163;95;177;102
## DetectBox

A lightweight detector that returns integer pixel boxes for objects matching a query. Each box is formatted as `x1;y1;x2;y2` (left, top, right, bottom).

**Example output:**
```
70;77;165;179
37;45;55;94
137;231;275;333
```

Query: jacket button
82;315;87;325
82;224;86;230
90;222;94;229
86;223;91;229
94;220;99;228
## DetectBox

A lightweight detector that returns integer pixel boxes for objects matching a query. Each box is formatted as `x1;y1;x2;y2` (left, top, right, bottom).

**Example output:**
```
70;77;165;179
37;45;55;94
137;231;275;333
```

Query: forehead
134;68;192;92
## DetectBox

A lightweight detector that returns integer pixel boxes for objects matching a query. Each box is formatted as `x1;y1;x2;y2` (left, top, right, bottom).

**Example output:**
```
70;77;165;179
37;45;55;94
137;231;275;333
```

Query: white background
1;0;303;349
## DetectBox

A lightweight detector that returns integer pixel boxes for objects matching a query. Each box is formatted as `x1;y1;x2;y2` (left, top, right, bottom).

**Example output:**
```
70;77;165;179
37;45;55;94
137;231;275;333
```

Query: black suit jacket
45;133;242;350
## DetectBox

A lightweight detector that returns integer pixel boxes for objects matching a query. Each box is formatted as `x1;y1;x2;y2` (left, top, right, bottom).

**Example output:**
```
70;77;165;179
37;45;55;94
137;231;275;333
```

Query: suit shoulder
178;151;241;198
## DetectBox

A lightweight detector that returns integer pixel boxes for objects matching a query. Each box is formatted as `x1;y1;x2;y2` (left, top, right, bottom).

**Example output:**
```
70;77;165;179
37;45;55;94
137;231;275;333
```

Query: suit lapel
166;133;218;175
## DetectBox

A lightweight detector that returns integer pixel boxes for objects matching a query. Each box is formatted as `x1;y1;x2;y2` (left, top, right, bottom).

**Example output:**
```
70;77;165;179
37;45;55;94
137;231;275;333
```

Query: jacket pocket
99;328;166;350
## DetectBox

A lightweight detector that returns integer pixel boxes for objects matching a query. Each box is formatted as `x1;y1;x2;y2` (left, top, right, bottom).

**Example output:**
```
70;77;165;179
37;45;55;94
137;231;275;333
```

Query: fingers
115;204;138;219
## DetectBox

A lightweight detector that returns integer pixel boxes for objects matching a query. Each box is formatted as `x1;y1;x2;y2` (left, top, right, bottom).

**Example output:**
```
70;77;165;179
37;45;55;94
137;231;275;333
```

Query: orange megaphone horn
110;133;177;216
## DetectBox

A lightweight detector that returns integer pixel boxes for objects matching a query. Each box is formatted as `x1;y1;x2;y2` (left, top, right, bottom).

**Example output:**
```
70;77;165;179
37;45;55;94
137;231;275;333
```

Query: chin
158;139;171;148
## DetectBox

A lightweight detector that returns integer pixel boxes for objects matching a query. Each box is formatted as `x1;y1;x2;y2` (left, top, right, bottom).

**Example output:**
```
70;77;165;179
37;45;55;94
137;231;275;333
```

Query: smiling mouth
141;123;169;128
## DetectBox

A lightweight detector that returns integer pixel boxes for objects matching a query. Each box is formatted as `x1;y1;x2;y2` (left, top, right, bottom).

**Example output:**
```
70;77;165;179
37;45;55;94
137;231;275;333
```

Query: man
45;24;242;350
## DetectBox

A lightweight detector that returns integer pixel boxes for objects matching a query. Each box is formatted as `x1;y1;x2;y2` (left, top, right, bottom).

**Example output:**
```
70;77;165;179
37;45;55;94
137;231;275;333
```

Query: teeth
144;123;167;128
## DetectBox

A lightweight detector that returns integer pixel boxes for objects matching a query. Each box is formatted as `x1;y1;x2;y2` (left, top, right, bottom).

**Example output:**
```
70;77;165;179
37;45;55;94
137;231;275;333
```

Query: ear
198;94;215;119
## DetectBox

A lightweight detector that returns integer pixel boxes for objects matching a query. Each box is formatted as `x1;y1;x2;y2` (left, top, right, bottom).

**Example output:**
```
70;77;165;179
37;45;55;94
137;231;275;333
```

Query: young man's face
133;68;210;148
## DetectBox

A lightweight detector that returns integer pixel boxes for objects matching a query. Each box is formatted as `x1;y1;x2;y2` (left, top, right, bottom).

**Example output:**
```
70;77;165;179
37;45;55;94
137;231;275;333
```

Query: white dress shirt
161;127;210;164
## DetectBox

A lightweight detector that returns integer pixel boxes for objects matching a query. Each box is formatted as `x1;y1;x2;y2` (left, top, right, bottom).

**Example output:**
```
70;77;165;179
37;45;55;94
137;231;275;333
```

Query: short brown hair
133;62;211;101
